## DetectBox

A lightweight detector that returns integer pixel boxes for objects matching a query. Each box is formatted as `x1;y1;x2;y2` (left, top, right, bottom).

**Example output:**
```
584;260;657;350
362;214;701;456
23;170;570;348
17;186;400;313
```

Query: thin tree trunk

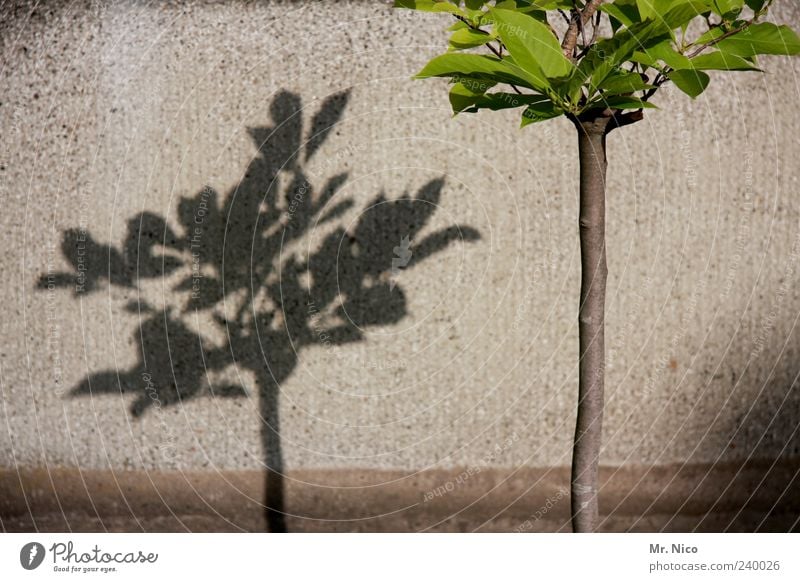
571;118;609;532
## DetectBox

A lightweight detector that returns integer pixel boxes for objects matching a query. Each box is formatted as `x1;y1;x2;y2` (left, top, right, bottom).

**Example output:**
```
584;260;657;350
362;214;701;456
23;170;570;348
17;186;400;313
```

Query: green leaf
449;28;495;50
667;69;711;97
393;0;464;15
636;0;657;20
606;0;711;31
414;53;539;89
598;71;651;95
585;20;672;91
662;1;714;30
711;0;744;18
694;26;725;45
490;8;573;82
448;80;494;113
715;23;800;56
520;100;562;127
452;85;551;114
502;54;551;91
690;50;761;70
647;41;692;69
630;50;658;67
602;95;658;109
447;20;469;31
482;93;550;111
514;0;573;9
744;0;767;11
599;0;641;31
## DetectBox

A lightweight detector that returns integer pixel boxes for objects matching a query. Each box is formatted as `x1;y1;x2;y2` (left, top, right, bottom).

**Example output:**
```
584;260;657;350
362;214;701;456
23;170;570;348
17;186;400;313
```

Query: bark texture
571;117;610;532
561;0;606;60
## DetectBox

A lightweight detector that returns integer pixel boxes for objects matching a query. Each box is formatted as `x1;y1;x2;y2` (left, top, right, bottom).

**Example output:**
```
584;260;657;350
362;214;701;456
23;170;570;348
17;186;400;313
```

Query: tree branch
606;109;644;133
562;0;605;61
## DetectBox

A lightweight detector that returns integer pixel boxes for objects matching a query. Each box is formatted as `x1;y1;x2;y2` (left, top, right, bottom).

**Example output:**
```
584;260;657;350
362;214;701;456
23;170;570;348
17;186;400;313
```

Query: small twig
453;14;487;35
590;11;601;46
576;1;588;48
685;22;751;58
576;10;602;60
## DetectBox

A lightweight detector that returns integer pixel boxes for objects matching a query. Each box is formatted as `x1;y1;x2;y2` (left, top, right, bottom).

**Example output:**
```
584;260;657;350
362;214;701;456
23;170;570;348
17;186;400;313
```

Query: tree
394;0;800;532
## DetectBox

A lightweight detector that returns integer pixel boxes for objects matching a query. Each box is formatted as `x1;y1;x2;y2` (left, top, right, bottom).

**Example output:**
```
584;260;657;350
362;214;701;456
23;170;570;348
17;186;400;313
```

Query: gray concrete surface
1;0;800;491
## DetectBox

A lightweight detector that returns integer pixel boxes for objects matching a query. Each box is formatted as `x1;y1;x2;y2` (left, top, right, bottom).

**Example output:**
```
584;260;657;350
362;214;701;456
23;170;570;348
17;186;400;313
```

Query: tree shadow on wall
37;90;480;532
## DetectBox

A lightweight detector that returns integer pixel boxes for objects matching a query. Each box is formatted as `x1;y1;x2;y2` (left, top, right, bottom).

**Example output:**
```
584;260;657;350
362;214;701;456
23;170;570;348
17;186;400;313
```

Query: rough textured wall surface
1;1;799;481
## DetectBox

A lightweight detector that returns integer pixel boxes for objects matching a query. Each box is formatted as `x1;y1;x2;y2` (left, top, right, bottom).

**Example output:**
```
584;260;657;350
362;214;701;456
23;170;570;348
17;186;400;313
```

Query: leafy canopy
395;0;800;126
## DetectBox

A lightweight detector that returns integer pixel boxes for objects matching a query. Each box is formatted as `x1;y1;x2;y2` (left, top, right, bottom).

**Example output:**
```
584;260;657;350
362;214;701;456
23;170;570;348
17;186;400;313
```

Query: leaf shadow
36;89;481;532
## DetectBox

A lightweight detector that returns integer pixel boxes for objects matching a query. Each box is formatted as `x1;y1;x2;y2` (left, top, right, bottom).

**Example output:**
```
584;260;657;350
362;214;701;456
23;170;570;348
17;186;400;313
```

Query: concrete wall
2;0;800;484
